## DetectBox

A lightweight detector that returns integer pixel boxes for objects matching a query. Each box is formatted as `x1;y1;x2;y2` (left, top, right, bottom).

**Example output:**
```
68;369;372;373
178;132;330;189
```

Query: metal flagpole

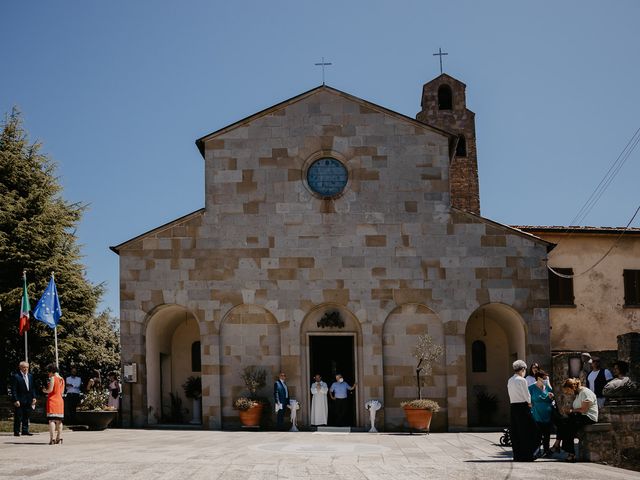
54;327;59;369
23;270;29;363
52;272;59;369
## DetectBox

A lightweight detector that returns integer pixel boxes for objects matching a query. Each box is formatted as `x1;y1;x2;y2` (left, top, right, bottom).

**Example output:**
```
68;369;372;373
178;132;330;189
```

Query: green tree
0;108;119;390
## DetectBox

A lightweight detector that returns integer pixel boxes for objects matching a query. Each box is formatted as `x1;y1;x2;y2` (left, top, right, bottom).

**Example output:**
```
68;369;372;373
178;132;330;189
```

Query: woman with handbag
42;363;65;445
528;370;554;457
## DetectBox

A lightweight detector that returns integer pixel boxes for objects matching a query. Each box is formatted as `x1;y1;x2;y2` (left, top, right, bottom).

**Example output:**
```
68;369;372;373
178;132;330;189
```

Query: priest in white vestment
310;374;328;426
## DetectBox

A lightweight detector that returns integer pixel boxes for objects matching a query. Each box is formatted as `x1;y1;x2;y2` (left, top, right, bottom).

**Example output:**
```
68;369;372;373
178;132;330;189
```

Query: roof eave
109;208;205;255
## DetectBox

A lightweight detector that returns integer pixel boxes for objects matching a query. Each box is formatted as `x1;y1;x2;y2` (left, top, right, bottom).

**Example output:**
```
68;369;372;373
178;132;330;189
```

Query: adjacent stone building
516;226;640;353
111;74;552;430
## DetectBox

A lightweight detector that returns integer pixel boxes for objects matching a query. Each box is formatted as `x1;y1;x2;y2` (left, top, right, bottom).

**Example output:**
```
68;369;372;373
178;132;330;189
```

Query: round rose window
306;158;348;197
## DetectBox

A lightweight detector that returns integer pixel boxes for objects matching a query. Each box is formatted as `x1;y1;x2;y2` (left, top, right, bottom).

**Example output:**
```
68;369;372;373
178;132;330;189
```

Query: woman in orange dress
42;363;65;445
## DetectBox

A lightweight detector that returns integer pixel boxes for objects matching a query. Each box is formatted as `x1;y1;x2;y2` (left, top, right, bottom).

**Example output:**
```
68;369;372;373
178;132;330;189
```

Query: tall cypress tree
0;108;119;387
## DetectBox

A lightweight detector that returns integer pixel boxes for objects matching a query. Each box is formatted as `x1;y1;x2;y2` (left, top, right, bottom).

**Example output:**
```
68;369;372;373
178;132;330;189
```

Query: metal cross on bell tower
314;57;332;85
433;47;448;74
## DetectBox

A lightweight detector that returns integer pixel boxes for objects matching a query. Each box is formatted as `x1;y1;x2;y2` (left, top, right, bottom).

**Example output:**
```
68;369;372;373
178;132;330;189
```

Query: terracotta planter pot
238;403;263;427
403;407;434;432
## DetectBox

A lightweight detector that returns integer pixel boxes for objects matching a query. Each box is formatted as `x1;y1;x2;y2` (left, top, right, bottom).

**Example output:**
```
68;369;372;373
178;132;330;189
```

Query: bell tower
416;74;480;215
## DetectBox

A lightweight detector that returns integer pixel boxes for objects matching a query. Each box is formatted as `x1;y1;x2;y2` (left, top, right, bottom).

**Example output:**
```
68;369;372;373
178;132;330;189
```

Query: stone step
316;426;351;433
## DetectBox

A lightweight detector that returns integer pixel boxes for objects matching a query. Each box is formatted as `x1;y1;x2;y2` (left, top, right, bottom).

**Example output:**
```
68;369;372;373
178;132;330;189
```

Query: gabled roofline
452;207;556;251
194;84;456;158
514;225;640;236
109;208;205;255
423;73;467;88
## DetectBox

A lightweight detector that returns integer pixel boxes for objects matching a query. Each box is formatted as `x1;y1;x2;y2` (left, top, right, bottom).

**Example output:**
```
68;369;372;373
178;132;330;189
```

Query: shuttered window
549;268;575;306
623;269;640;307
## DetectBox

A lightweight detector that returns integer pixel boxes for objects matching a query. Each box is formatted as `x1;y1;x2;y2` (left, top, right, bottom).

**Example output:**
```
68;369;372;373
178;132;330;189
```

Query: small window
549;268;575;306
191;341;201;372
623;269;640;306
456;135;467;157
472;340;487;372
438;84;453;110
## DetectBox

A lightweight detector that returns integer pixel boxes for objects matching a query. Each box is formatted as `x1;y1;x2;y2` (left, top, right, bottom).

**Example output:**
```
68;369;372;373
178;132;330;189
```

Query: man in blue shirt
329;374;356;426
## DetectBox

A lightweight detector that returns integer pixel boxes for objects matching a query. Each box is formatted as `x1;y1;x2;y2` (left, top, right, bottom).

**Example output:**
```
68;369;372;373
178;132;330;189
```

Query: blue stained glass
307;158;348;197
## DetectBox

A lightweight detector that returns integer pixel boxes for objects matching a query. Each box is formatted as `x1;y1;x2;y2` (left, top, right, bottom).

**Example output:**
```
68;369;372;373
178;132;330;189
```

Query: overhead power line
567;126;640;228
548;204;640;279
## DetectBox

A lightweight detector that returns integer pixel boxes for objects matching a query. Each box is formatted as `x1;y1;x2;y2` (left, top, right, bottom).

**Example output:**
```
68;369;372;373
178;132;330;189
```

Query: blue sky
2;1;639;316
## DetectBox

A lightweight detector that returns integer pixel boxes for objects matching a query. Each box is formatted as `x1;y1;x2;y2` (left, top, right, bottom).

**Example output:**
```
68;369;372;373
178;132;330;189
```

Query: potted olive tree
182;376;202;425
400;333;444;433
233;366;267;427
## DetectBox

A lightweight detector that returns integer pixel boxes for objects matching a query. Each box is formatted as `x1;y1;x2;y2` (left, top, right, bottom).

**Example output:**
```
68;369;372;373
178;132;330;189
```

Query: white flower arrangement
287;399;300;410
365;399;382;411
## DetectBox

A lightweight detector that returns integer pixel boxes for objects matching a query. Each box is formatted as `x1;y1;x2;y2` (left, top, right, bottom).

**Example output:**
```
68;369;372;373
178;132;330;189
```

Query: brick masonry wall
117;88;550;430
417;75;480;215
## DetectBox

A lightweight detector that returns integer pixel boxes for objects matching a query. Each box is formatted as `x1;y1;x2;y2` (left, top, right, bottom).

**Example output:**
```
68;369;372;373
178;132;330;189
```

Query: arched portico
465;303;527;427
218;304;280;428
382;303;446;431
299;303;363;427
145;304;201;425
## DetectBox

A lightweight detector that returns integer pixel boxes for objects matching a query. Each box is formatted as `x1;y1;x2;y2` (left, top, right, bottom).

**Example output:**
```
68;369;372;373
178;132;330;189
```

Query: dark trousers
65;393;81;423
276;405;286;429
510;402;540;461
13;403;31;434
333;398;348;426
535;421;552;453
557;413;595;455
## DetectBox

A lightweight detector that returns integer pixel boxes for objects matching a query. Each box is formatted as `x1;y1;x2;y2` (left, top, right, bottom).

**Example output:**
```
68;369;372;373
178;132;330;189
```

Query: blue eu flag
33;276;62;329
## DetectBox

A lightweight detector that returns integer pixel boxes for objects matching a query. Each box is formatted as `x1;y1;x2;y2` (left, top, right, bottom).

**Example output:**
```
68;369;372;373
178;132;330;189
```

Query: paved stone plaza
1;430;637;479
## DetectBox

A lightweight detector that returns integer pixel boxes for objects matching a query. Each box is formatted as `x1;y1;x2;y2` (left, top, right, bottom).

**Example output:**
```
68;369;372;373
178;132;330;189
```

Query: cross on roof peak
433;48;448;74
314;57;332;85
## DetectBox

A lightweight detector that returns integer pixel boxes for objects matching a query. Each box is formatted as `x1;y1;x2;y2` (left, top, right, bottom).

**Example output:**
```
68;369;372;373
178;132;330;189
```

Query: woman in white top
507;360;540;462
551;377;598;462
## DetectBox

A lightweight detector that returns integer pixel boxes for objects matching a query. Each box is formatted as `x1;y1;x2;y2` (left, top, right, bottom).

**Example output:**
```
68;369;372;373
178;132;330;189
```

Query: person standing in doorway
65;366;82;424
274;372;289;430
11;361;37;436
310;374;328;427
586;357;613;408
329;374;356;427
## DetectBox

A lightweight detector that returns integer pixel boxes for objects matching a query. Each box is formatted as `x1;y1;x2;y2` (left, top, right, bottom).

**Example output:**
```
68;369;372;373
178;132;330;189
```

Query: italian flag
19;273;30;336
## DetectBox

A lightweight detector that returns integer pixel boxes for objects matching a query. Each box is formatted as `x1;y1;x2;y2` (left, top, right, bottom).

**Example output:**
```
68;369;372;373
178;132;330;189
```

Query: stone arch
299;303;363;427
382;303;446;431
144;304;201;425
465;303;527;427
219;304;280;427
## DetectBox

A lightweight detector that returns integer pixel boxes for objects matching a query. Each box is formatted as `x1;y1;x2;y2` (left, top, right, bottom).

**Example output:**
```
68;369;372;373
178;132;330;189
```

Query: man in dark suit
273;372;289;430
11;361;37;436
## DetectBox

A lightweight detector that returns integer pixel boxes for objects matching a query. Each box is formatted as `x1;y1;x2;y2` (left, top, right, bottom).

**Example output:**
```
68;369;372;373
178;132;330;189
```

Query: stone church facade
112;74;551;430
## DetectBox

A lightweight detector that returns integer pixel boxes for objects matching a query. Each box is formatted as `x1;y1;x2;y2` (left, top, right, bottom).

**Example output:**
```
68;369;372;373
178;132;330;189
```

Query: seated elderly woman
550;378;598;462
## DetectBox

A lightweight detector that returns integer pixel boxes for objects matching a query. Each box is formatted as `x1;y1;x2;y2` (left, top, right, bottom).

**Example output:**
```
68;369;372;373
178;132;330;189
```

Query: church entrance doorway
309;334;357;427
